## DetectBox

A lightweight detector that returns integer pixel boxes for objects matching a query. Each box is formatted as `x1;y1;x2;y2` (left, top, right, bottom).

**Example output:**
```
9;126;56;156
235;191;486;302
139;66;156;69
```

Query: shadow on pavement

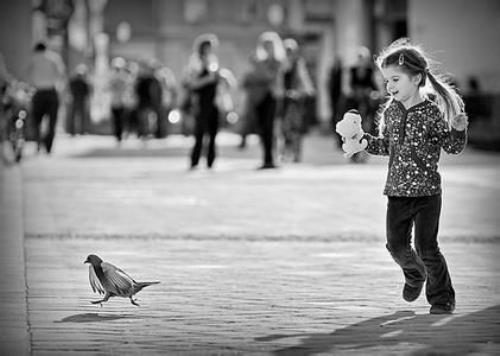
257;305;500;355
54;313;138;323
71;146;192;159
69;145;264;161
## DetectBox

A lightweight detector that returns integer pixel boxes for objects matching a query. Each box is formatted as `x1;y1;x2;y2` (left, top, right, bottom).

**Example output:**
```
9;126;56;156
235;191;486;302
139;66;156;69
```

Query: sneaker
430;301;455;314
403;282;424;302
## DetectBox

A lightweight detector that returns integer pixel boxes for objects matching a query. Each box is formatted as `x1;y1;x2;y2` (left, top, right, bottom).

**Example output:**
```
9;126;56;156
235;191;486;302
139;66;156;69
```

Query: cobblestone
2;132;500;355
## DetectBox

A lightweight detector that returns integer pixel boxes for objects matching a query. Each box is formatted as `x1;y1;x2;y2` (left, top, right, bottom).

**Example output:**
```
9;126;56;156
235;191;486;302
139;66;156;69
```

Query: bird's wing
101;262;134;296
88;266;105;295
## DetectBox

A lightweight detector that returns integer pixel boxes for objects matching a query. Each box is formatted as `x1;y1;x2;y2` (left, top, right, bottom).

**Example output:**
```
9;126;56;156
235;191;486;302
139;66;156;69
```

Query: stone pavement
2;132;500;355
0;162;29;356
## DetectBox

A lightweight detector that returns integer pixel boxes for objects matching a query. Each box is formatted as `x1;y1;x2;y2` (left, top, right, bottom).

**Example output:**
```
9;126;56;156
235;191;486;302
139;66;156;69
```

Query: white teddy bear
335;109;368;158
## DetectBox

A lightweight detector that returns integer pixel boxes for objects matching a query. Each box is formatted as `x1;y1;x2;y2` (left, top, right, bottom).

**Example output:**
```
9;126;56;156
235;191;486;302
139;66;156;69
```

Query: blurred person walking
108;57;130;144
184;33;234;170
347;46;379;135
155;63;178;128
344;46;380;162
238;57;263;150
67;64;91;136
132;61;164;139
28;42;65;154
328;56;344;148
250;31;285;169
0;53;12;162
279;38;314;163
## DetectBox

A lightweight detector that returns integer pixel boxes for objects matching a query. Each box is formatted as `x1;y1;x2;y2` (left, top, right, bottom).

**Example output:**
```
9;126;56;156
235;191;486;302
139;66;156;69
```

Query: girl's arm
363;118;389;156
363;132;390;156
431;113;467;154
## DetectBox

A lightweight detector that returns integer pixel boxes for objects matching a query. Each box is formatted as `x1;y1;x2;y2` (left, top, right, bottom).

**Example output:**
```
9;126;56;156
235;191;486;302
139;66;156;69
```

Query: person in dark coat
67;64;91;135
133;61;164;139
184;33;234;169
328;56;343;139
250;31;285;169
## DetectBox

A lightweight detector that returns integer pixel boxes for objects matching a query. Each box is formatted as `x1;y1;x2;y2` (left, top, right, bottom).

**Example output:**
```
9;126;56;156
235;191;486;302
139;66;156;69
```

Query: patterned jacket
364;99;467;197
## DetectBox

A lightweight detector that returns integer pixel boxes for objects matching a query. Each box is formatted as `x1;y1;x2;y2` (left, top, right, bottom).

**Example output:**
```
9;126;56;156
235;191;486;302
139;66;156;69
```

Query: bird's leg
130;297;140;306
91;293;110;306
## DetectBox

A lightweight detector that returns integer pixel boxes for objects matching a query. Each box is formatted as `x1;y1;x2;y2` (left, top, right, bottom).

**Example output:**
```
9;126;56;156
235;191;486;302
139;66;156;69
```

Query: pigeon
84;254;159;306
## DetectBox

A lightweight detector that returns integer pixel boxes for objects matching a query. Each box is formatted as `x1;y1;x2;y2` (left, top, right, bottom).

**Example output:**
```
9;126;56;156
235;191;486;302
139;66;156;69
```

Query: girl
362;39;468;314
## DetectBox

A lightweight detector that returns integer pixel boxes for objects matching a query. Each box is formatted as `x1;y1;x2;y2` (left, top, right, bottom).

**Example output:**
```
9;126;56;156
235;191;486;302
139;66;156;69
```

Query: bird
84;254;159;306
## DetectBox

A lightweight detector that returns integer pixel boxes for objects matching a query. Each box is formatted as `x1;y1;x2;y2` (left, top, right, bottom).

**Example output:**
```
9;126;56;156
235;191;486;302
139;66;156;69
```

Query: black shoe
403;281;424;302
430;301;455;314
258;163;277;170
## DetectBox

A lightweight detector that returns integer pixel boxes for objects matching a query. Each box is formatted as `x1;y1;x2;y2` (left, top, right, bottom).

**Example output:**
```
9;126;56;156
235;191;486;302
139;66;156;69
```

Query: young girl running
361;39;468;314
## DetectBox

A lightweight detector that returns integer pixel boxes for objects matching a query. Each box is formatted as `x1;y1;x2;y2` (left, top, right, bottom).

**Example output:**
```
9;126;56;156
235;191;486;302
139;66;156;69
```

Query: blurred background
1;0;499;148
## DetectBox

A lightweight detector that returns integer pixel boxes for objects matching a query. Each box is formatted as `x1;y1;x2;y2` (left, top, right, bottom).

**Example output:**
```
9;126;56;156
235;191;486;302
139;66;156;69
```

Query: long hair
375;38;464;131
187;33;219;76
255;31;285;63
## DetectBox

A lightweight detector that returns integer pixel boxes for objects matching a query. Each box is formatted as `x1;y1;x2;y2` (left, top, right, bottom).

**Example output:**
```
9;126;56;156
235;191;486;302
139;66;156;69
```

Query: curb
0;163;30;355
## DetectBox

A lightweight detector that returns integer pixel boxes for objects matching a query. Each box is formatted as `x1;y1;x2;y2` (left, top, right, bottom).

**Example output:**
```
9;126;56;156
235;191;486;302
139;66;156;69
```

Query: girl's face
381;65;421;104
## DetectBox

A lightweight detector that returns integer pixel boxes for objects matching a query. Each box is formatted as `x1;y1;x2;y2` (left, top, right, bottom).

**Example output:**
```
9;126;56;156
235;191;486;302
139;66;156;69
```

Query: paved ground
1;131;500;355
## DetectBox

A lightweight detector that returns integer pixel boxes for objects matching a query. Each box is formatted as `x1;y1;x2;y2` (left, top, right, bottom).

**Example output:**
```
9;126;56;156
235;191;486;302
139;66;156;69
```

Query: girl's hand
450;113;468;131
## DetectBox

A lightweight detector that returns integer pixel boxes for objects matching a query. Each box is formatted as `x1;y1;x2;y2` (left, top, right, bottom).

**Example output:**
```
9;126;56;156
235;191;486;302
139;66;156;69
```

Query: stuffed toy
335;109;368;157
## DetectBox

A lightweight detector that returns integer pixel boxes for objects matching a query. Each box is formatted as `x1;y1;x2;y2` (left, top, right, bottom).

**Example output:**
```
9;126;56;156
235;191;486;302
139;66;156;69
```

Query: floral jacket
364;99;467;197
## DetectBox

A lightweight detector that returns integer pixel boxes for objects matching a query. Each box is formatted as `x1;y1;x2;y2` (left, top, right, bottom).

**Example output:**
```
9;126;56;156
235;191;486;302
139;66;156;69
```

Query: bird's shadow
54;312;139;323
256;304;500;355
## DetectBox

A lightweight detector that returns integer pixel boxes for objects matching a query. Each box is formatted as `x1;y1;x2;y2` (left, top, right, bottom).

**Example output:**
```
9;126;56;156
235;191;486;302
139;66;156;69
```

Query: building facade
1;0;499;124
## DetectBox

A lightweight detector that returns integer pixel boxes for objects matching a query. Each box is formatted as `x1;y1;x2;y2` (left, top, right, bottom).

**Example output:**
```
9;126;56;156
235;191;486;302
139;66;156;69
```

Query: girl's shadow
256;305;500;355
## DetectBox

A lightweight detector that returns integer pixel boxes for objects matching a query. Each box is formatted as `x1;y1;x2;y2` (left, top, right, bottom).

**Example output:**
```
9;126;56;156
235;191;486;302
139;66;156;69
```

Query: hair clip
398;53;405;65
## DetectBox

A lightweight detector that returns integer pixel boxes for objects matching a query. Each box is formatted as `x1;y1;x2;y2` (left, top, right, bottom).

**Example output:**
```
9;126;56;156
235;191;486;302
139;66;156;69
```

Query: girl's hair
375;38;464;129
255;31;286;63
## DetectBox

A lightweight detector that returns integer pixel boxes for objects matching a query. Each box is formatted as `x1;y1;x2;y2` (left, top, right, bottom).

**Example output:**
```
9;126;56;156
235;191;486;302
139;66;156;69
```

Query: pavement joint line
24;232;500;244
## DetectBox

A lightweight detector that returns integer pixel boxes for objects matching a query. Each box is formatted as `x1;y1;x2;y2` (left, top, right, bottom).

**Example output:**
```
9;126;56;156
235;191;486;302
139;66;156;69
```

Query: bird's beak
84;259;88;264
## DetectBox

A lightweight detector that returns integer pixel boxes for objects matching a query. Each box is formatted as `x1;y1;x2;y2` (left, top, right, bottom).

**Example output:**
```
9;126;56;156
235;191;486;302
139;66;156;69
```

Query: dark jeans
282;97;305;162
190;105;219;168
133;102;165;138
256;92;276;166
111;106;125;142
68;97;89;135
32;88;59;153
386;195;455;306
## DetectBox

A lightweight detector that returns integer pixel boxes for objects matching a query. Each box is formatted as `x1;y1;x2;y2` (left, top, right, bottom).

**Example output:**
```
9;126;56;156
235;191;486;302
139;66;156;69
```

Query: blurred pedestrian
67;64;91;135
155;63;178;130
184;33;234;170
328;56;344;148
0;53;12;161
238;57;263;150
28;42;65;154
343;46;380;162
279;38;314;163
362;39;468;314
132;60;163;139
463;76;489;123
347;46;379;134
108;57;129;144
250;31;285;169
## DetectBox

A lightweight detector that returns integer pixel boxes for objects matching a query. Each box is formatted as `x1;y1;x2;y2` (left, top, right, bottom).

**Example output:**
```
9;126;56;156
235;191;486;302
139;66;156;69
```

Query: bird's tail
134;281;160;293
